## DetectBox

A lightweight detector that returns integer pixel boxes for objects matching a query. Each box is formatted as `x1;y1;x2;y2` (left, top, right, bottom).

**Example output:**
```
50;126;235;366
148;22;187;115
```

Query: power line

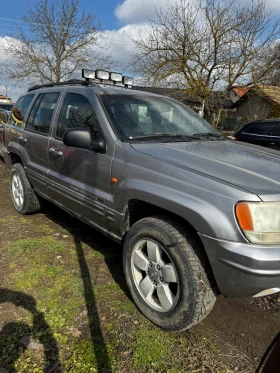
0;27;134;44
0;17;54;26
0;33;134;45
0;16;137;36
0;17;135;41
0;23;31;29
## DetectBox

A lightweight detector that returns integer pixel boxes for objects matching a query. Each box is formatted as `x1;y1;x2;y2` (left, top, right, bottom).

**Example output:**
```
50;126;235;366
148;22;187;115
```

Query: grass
8;236;67;257
35;224;55;234
0;223;251;373
132;327;174;370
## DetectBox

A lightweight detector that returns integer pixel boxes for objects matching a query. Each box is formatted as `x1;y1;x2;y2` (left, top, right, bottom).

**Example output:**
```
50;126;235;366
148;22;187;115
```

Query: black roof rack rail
27;79;92;92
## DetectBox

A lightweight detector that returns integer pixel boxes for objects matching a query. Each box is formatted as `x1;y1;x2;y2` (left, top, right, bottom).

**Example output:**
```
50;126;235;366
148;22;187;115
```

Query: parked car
232;119;280;150
0;103;13;114
3;69;280;331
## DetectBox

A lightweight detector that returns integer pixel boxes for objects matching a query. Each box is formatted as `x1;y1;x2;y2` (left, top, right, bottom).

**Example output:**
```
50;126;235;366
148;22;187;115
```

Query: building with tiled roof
230;84;280;120
0;94;12;103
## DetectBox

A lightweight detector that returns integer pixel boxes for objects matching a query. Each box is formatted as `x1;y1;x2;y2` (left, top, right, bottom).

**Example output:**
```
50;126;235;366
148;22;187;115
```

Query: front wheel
123;216;216;331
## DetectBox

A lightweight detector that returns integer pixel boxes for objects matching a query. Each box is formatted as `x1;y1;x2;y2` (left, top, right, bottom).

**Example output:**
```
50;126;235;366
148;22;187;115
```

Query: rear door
240;122;276;147
269;124;280;150
22;92;61;194
47;89;113;230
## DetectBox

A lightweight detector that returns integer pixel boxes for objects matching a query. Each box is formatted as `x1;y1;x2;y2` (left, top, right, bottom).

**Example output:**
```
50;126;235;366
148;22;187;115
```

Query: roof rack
27;79;96;92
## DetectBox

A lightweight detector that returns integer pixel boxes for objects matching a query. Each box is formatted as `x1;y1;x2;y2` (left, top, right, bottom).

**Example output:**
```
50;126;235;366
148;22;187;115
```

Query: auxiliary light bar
82;68;134;87
95;69;110;80
82;69;95;80
122;76;134;86
110;72;122;83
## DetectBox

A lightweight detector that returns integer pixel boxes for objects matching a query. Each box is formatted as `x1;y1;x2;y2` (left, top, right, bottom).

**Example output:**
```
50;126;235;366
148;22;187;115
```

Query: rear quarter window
9;94;35;128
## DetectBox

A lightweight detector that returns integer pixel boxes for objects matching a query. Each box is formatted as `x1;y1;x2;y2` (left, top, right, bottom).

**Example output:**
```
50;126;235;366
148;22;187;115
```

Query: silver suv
3;69;280;331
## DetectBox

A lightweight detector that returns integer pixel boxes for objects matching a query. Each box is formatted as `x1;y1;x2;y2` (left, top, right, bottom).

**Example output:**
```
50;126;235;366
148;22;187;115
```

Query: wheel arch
5;149;23;169
122;199;220;294
122;198;214;238
10;152;23;166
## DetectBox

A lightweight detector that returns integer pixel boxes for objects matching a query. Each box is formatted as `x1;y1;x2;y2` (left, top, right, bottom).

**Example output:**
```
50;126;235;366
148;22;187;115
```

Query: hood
130;140;280;201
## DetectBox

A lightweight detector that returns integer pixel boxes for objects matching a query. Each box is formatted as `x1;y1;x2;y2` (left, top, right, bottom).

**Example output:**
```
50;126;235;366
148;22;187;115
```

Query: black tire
10;163;42;214
123;216;216;331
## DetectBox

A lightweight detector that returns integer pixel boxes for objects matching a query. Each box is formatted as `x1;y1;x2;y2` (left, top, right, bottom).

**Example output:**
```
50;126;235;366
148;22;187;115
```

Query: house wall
235;97;272;120
268;104;280;118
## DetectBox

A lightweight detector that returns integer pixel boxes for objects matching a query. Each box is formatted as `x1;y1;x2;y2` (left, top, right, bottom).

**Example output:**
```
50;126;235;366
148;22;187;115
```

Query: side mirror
63;128;106;153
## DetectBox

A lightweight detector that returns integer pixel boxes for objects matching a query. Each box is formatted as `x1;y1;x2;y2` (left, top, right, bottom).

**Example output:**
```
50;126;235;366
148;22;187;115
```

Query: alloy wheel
131;239;179;312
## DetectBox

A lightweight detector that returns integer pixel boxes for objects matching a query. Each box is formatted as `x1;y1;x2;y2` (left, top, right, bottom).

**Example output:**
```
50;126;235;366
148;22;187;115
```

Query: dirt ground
0;157;279;372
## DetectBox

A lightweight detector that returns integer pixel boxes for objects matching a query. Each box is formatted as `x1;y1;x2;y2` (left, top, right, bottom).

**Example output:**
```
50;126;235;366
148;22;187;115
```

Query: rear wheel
123;216;216;331
10;163;42;214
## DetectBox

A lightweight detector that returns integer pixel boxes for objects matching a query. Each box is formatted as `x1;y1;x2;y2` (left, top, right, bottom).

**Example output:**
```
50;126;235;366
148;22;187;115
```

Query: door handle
49;148;63;157
19;136;27;144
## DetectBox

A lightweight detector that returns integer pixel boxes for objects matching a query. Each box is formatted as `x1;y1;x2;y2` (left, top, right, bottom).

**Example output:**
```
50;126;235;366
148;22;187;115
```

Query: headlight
236;202;280;244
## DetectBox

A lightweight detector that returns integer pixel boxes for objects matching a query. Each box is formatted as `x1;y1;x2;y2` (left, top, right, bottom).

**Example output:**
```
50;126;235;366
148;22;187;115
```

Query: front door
47;90;112;230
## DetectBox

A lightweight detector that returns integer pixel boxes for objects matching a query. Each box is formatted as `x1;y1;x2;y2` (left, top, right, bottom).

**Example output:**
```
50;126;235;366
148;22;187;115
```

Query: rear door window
26;92;59;135
10;94;34;127
243;123;276;135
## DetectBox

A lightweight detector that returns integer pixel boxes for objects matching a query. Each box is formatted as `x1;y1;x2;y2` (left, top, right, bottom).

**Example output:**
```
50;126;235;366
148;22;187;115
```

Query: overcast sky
1;0;280;101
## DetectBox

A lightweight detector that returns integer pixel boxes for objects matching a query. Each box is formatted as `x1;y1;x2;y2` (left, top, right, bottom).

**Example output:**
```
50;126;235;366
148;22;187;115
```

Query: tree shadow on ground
43;202;131;300
74;236;113;373
0;289;60;372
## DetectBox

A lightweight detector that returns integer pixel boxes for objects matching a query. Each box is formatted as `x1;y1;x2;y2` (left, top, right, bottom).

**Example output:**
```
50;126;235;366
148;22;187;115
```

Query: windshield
0;104;13;111
100;94;220;141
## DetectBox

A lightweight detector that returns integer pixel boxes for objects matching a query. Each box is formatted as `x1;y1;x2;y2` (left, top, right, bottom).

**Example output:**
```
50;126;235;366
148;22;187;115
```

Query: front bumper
199;233;280;297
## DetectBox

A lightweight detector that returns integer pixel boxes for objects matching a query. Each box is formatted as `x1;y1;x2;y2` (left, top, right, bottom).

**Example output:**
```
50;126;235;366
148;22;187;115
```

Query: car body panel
108;141;260;241
200;234;280;297
129;139;280;199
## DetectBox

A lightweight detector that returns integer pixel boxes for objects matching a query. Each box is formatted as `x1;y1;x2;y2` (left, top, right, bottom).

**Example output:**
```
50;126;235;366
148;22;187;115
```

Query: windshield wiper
192;132;225;139
128;133;201;141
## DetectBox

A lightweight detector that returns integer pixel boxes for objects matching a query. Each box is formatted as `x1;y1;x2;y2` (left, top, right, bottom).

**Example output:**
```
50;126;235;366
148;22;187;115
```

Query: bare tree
259;41;280;86
130;0;280;116
3;0;112;84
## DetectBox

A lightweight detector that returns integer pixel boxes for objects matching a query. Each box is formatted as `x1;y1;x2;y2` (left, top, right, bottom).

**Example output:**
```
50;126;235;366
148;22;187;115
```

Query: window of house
56;93;102;139
26;92;59;134
10;94;34;127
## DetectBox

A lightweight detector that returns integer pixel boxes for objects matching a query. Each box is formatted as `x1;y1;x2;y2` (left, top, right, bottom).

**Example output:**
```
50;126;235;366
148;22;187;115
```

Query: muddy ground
0;157;279;372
